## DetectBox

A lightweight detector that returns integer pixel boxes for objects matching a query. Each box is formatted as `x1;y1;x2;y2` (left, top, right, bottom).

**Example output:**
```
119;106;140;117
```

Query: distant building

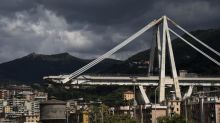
123;91;134;101
8;85;32;92
82;111;89;123
66;98;103;123
181;96;220;123
135;98;180;123
0;100;3;113
0;99;7;113
21;115;40;123
24;101;40;115
18;91;34;101
0;90;9;100
167;100;181;116
118;105;134;117
179;70;198;77
141;104;167;123
34;91;48;103
179;70;188;77
3;106;11;113
0;85;49;123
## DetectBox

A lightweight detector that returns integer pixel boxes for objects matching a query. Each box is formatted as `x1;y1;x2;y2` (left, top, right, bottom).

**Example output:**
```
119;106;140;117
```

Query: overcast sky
0;0;220;63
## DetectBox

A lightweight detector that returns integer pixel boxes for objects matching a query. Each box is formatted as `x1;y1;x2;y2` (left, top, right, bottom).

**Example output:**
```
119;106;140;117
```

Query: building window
177;108;179;111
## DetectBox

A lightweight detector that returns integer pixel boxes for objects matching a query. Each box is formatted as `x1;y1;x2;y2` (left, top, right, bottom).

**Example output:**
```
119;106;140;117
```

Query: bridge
44;75;220;86
43;16;220;104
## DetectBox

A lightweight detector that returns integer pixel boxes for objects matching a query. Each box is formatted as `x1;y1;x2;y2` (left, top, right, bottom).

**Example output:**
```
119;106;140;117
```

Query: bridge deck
44;75;220;86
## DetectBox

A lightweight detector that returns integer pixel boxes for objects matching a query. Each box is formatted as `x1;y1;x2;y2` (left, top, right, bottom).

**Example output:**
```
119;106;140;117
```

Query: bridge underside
44;75;220;104
44;75;220;87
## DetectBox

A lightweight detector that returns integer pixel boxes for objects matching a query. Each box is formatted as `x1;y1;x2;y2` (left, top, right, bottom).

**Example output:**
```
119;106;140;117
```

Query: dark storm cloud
0;0;219;63
37;0;152;25
34;0;220;27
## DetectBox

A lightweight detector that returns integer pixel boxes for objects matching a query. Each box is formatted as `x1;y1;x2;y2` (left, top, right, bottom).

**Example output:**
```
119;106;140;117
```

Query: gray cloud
0;0;219;63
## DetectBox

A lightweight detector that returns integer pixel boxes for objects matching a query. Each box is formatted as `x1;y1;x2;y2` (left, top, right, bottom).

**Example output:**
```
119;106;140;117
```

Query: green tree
90;104;138;123
157;114;194;123
105;115;138;123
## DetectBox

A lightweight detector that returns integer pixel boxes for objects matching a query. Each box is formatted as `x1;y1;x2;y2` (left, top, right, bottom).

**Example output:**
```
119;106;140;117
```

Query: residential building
0;99;4;113
21;115;40;123
167;99;181;116
82;111;89;123
3;106;11;113
34;91;48;103
24;101;40;115
144;104;167;123
123;91;134;101
0;90;9;99
118;105;134;117
18;91;34;101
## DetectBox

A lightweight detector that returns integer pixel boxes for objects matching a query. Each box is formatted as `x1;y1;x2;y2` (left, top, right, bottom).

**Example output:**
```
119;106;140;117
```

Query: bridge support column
173;78;181;99
156;25;161;69
148;25;161;76
159;78;166;102
148;31;156;76
166;17;182;100
159;16;182;102
159;16;167;102
138;86;150;104
183;85;193;99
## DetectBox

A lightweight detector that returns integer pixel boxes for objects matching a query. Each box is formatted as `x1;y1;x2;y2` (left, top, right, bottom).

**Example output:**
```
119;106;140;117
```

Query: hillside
0;53;121;83
172;29;220;75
